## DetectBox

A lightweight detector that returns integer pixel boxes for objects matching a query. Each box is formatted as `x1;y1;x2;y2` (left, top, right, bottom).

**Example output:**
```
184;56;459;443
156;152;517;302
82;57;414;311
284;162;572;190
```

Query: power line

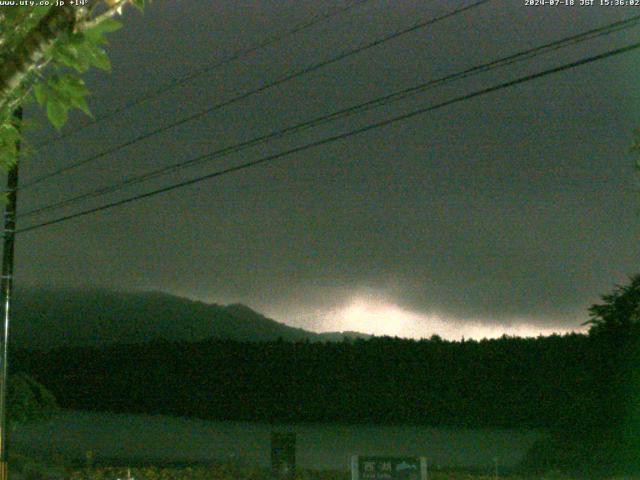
16;40;640;235
19;14;640;219
20;0;491;191
34;0;374;149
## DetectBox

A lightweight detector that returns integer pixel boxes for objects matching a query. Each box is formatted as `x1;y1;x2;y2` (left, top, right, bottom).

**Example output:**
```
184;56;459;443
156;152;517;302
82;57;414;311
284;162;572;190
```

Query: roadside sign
351;456;427;480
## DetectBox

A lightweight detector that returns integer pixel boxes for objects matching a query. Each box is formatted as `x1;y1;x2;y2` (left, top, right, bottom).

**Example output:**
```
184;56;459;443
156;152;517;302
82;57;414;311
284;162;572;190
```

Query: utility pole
0;106;22;480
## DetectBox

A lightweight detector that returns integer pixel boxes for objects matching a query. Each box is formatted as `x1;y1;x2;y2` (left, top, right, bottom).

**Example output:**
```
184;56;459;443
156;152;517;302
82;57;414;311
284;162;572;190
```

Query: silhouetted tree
523;275;640;476
584;274;640;337
586;275;640;474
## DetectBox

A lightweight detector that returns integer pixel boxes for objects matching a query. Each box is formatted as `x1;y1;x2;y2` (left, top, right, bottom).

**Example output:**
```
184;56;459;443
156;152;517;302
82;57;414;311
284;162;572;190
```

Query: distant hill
11;289;371;349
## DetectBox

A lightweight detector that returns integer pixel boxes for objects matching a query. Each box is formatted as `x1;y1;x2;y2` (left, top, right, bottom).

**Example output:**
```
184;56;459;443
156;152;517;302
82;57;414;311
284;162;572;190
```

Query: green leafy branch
0;0;145;171
34;18;123;129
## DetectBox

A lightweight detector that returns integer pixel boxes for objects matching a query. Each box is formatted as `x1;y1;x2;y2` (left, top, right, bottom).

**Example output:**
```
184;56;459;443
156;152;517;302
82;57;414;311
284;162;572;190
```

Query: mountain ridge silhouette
11;288;371;349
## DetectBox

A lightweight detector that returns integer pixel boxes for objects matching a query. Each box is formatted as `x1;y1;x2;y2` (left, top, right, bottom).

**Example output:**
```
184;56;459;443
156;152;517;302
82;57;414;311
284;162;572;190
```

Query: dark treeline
12;333;600;428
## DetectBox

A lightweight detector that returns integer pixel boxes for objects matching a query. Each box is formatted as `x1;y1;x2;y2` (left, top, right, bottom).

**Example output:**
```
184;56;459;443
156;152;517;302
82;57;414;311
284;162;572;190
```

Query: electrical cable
34;0;375;148
20;0;491;191
19;14;640;219
16;39;640;235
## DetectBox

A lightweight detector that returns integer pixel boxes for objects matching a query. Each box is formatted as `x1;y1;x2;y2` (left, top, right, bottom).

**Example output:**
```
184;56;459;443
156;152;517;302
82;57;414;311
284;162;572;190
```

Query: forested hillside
13;334;596;428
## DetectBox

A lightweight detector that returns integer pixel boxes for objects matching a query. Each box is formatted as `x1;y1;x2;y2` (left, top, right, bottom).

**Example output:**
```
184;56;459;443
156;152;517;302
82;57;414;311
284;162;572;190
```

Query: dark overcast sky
11;0;640;339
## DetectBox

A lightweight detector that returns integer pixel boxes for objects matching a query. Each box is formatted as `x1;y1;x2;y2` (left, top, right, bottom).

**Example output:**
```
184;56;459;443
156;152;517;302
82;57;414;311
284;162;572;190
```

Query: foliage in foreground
0;0;145;174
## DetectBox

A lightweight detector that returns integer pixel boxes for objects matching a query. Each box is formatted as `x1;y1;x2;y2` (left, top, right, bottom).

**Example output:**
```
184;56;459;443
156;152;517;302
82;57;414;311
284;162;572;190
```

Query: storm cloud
12;0;640;338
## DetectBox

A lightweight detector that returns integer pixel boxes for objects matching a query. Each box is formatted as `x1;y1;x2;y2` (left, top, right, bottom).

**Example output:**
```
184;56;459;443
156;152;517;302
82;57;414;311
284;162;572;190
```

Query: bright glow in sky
264;291;585;341
322;297;581;340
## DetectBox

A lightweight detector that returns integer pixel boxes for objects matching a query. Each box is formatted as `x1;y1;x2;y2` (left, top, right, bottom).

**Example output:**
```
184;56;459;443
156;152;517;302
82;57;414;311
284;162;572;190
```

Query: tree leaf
0;124;20;146
33;83;47;106
70;95;92;117
83;18;122;44
75;42;111;71
46;74;92;119
88;45;111;71
132;0;145;12
0;123;20;170
51;74;89;99
46;99;68;130
52;43;91;73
